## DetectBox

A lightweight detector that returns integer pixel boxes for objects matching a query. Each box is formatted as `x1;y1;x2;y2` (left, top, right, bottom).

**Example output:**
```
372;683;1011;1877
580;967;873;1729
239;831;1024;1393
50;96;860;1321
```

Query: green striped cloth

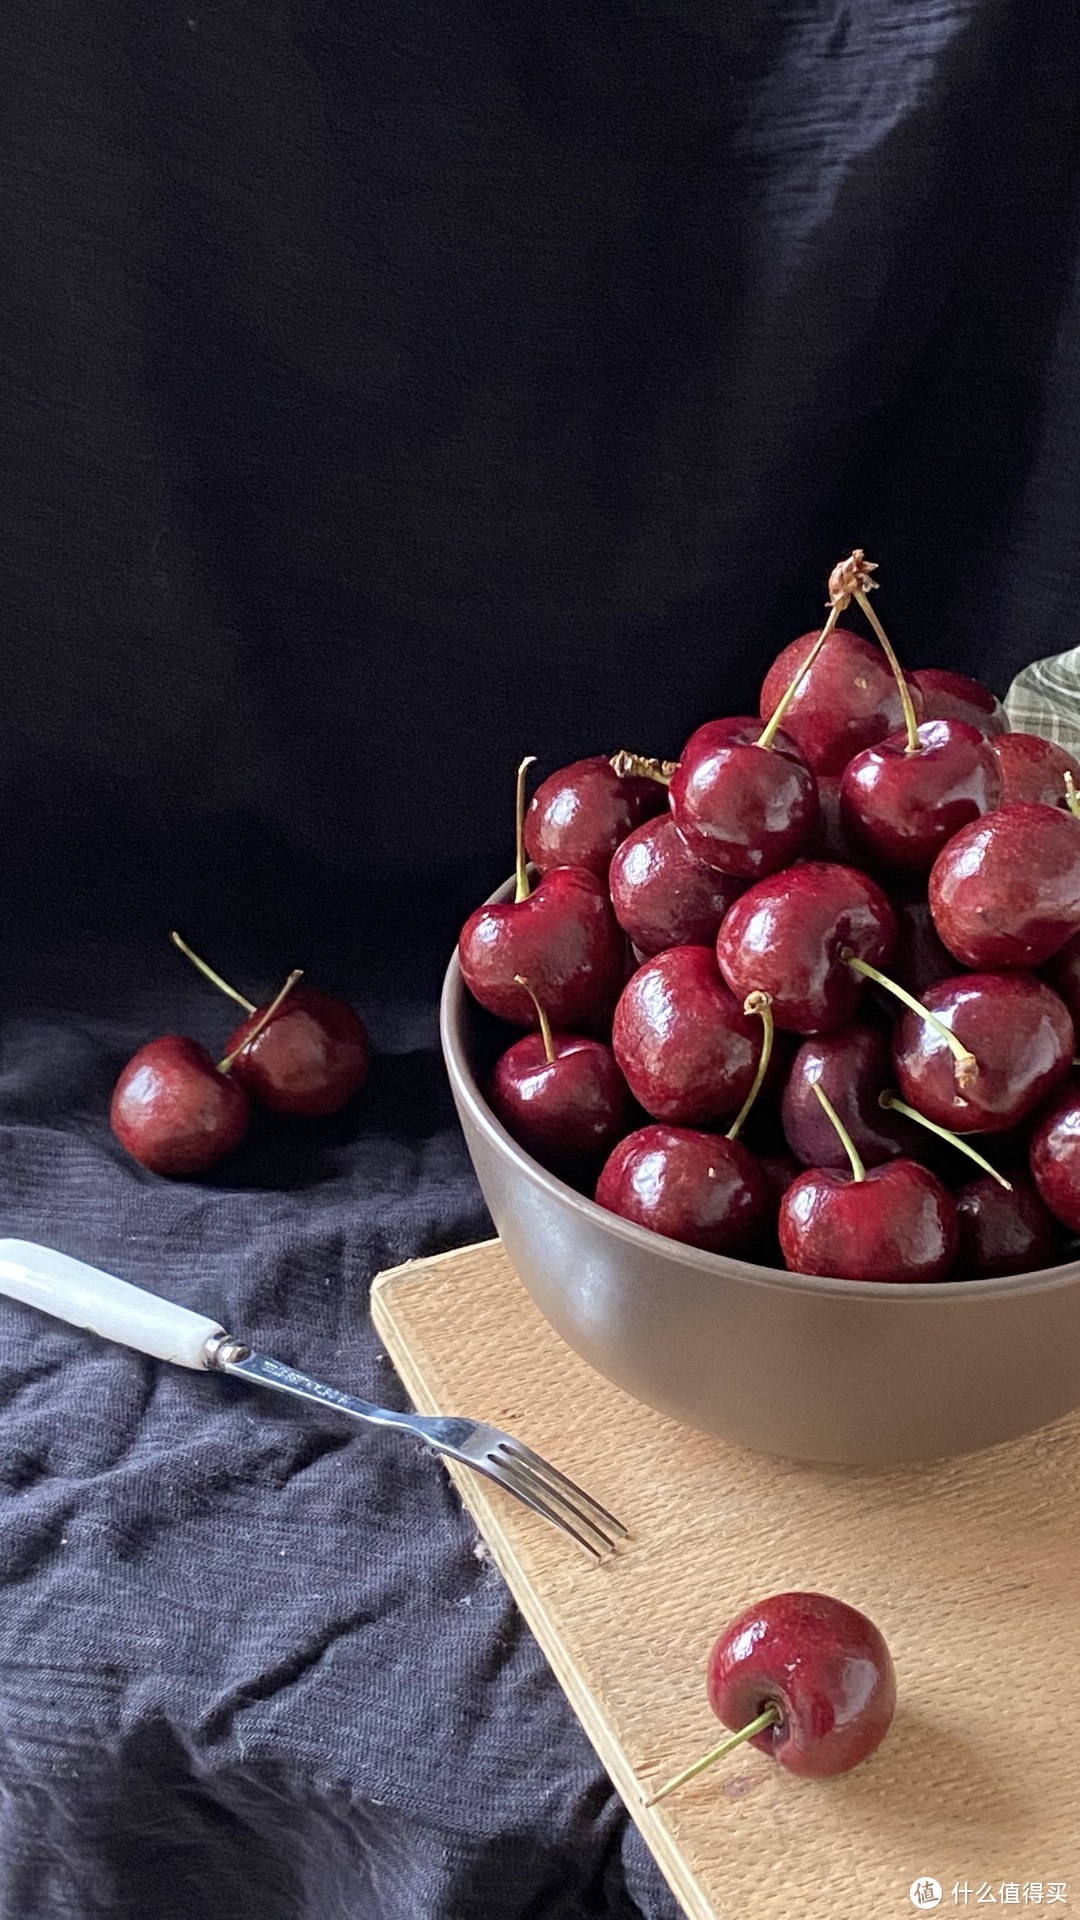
1005;650;1080;753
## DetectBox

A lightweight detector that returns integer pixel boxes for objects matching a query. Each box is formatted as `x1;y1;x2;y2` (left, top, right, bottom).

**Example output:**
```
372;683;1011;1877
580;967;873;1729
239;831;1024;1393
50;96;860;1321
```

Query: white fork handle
0;1239;225;1369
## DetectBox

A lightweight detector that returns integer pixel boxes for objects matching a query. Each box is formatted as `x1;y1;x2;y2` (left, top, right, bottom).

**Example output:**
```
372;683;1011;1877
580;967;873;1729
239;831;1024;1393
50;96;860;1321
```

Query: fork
0;1240;626;1560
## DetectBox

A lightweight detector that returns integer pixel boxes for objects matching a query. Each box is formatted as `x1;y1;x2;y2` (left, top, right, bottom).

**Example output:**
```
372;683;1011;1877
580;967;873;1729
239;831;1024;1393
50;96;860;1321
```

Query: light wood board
371;1239;1080;1919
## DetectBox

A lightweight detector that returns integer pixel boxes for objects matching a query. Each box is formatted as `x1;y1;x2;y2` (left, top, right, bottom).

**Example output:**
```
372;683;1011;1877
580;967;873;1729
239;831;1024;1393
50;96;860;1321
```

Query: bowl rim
442;892;1080;1304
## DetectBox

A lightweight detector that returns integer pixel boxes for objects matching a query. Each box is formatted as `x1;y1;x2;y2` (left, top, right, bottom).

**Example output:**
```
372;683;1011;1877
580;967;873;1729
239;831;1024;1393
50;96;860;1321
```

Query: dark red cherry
759;628;922;776
224;986;370;1116
954;1171;1062;1279
892;972;1074;1133
706;1592;896;1779
612;945;775;1125
929;803;1080;970
595;1124;768;1254
459;867;626;1029
910;667;1008;736
840;719;1003;871
779;1159;958;1283
524;756;668;876
668;717;818;880
609;814;743;956
716;862;897;1034
782;1022;922;1169
1030;1081;1080;1233
111;1036;251;1176
489;1021;631;1176
991;731;1080;809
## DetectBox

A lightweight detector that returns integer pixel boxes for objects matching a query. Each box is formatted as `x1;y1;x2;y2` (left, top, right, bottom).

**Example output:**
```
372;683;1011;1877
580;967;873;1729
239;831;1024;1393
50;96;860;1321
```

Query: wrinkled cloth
5;0;1080;1915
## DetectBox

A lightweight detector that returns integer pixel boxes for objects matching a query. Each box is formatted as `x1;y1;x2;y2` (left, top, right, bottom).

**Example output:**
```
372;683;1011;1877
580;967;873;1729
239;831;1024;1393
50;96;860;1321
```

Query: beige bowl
441;886;1080;1465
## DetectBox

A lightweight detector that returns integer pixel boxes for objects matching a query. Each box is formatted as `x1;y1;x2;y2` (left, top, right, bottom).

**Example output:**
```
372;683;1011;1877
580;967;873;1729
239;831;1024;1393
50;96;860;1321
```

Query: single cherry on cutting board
458;757;626;1027
646;1591;896;1802
488;977;631;1175
110;970;301;1175
171;933;370;1117
524;754;669;876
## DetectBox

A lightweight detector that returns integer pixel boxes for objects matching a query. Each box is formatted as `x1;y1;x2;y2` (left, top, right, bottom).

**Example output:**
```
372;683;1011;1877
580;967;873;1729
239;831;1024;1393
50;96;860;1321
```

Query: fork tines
489;1439;628;1560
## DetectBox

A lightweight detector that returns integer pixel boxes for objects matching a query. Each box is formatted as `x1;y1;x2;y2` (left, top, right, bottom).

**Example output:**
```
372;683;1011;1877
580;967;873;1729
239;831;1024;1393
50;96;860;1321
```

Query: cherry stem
1065;771;1080;820
218;969;303;1073
879;1092;1012;1190
811;1079;866;1182
756;600;844;750
514;975;555;1064
609;750;678;785
843;951;978;1086
170;931;256;1013
514;756;537;903
852;586;921;755
726;993;774;1142
644;1705;781;1807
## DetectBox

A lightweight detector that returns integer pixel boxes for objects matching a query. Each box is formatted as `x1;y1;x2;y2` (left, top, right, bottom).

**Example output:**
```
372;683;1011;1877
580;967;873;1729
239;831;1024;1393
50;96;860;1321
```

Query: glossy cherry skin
929;803;1080;970
668;718;818;880
954;1171;1061;1279
892;972;1074;1133
910;667;1008;736
489;1032;631;1174
224;987;370;1116
523;756;668;876
707;1592;896;1779
595;1124;768;1254
759;628;923;777
609;815;744;957
459;868;626;1028
111;1036;251;1175
779;1160;958;1283
1030;1082;1080;1232
991;731;1080;809
716;861;897;1034
840;719;1003;871
612;946;775;1125
782;1022;922;1170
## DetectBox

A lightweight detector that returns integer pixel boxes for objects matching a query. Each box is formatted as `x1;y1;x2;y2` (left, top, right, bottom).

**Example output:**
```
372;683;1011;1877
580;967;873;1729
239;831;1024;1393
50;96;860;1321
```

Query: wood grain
371;1239;1080;1919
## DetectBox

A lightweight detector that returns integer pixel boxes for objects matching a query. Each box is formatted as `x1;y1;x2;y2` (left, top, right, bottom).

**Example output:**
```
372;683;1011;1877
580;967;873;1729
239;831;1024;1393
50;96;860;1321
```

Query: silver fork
0;1240;627;1561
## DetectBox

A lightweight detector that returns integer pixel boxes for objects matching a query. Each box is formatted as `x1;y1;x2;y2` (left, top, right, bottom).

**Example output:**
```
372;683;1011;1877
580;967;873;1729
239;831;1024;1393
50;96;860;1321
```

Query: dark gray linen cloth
5;0;1080;1913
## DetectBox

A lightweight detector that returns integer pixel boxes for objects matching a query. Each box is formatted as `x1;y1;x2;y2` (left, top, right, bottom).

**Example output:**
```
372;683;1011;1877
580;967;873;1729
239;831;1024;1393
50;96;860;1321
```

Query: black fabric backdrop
3;3;1080;1915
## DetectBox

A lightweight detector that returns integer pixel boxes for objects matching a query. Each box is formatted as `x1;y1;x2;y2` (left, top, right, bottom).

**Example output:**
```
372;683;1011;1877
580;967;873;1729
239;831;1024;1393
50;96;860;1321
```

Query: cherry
111;970;300;1175
612;946;777;1125
929;802;1080;970
778;1082;958;1282
910;667;1008;736
646;1592;896;1801
841;718;1003;871
171;932;370;1117
759;630;922;777
597;993;775;1251
595;1124;769;1254
892;972;1073;1134
608;814;744;956
524;754;669;877
954;1170;1062;1279
1030;1081;1080;1233
991;731;1080;809
488;978;631;1175
459;758;626;1028
782;1022;923;1169
668;716;817;879
716;860;897;1034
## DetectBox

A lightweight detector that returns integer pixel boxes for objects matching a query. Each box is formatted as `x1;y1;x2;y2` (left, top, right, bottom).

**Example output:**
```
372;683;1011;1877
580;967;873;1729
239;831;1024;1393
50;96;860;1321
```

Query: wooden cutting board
371;1239;1080;1919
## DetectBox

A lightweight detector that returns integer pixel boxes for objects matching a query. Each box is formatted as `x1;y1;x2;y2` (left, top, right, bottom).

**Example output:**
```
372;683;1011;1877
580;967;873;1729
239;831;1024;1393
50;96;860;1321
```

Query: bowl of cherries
441;551;1080;1465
